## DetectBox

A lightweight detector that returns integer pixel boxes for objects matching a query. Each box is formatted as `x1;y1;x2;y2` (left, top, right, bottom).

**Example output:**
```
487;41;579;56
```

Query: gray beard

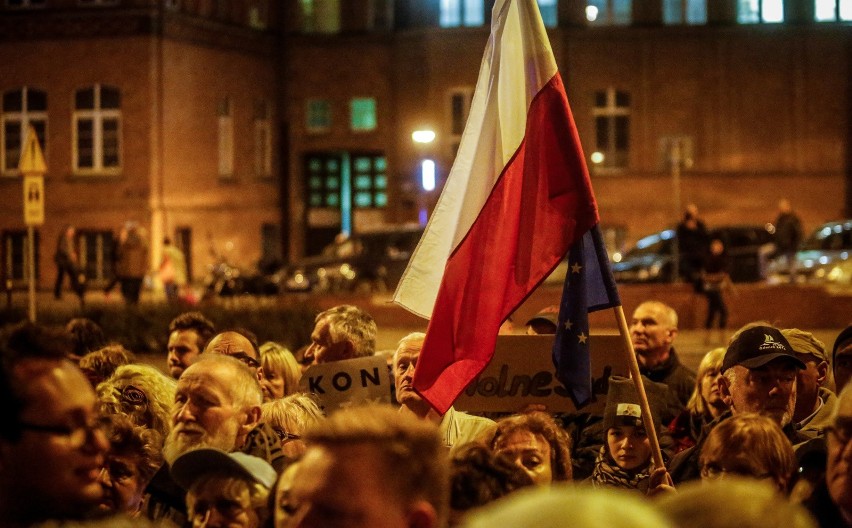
163;426;238;466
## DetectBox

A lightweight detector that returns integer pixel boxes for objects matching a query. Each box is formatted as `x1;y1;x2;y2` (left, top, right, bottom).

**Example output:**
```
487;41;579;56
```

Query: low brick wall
318;283;852;332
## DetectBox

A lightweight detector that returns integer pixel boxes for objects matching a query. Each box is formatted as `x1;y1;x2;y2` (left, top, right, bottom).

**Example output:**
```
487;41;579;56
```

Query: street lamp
412;130;436;144
412;129;437;226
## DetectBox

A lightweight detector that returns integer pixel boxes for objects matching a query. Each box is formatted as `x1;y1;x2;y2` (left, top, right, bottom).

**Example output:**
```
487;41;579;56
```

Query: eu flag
552;224;621;407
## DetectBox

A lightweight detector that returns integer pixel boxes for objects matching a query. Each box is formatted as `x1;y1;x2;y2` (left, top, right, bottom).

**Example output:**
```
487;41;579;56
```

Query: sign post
19;126;46;323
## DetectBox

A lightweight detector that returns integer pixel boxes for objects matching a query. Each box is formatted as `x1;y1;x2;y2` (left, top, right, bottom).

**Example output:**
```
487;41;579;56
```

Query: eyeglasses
700;463;772;481
826;423;852;445
117;384;148;408
231;353;261;370
273;428;301;444
19;414;110;447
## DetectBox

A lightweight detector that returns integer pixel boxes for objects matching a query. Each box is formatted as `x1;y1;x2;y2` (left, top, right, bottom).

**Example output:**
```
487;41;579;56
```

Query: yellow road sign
19;126;46;225
23;174;44;226
18;125;46;175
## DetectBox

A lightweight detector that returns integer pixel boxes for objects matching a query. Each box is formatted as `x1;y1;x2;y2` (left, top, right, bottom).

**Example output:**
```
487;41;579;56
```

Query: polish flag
393;0;601;414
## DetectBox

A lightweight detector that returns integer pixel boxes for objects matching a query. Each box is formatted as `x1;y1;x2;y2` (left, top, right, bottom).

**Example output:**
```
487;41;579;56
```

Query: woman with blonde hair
260;393;324;460
97;363;177;438
668;347;729;453
258;341;302;401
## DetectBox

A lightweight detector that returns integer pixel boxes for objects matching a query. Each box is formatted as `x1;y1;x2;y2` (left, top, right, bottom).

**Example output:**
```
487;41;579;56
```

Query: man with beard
0;322;110;527
145;354;262;526
393;332;493;454
669;324;816;484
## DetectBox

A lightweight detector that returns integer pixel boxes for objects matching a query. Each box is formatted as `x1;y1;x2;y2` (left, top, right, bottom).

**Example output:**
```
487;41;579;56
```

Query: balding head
204;331;261;373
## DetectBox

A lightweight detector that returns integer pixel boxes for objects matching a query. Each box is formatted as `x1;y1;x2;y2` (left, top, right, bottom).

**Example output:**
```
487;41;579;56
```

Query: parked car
770;219;852;285
283;225;425;293
611;225;776;284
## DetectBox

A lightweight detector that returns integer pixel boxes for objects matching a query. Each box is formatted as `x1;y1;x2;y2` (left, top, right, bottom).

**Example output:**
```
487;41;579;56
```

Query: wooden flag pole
612;304;665;469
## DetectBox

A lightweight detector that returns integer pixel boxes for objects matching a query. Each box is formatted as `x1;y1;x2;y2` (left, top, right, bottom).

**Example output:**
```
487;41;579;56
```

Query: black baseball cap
721;325;806;373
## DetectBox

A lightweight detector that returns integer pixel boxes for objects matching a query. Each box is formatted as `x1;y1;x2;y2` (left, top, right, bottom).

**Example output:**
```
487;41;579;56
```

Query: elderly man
145;354;264;525
805;383;852;527
669;324;812;484
304;304;377;364
0;322;110;526
204;328;262;374
782;328;836;436
166;311;216;379
629;300;695;411
284;404;449;528
834;325;852;393
394;332;493;452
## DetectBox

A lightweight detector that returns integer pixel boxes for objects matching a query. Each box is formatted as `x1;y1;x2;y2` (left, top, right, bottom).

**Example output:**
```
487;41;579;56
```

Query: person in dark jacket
804;383;852;527
53;224;84;301
774;198;803;283
115;222;148;305
668;324;818;485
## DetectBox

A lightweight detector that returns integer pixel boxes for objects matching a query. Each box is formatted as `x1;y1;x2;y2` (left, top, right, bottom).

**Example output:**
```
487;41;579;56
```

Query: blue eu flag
552;224;621;407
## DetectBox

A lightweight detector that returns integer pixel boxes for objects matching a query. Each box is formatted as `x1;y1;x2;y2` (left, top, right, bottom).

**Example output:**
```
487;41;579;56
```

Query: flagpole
612;305;665;470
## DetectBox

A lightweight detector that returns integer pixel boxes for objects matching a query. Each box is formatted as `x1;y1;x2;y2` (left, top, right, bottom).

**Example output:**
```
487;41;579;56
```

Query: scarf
590;445;654;493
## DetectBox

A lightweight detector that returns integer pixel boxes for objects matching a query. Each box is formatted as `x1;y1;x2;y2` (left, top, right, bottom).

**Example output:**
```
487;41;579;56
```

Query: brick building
1;0;850;292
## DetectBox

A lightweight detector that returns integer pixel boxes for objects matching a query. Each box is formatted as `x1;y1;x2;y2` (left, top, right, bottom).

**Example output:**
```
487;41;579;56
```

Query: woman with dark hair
485;411;573;485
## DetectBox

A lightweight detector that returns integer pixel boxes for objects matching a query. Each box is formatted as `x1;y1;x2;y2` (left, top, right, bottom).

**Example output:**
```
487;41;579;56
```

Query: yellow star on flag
564;320;573;330
571;262;583;274
577;332;588;344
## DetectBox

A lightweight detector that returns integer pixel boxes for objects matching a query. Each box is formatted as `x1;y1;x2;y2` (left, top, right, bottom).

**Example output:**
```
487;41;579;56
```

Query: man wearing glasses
204;329;263;377
0;322;110;526
805;383;852;527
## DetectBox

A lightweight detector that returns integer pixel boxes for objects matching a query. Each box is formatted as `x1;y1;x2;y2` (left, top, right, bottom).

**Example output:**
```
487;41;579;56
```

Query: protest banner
299;355;391;412
453;334;628;413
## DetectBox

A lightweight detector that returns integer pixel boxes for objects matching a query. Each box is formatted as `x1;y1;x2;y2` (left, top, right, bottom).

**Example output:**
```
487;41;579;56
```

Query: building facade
0;0;849;291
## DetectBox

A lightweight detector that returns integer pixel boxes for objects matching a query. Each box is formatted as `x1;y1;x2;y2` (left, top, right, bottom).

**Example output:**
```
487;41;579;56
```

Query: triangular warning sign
18;125;46;175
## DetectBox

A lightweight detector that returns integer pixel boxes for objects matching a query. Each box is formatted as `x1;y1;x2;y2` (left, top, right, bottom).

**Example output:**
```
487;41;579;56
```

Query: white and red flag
393;0;603;414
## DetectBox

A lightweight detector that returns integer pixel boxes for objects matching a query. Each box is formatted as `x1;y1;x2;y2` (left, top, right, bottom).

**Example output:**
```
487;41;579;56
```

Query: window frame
217;97;234;180
72;84;122;176
592;87;630;171
306;99;332;134
2;87;47;178
254;100;273;179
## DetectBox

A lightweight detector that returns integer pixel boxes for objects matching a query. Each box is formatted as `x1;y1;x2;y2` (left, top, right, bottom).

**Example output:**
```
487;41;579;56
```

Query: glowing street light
412;130;436;143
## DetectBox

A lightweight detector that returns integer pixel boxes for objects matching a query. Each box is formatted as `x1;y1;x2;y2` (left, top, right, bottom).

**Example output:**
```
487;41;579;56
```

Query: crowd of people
1;300;851;528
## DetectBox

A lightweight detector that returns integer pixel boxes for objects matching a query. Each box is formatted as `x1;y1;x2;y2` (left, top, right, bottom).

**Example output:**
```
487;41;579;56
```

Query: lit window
305;153;343;209
663;0;707;24
5;0;46;7
586;0;632;25
351;155;387;208
300;0;341;33
538;0;558;27
73;84;121;174
248;2;268;29
254;100;272;179
815;0;852;21
217;97;233;179
440;0;484;27
350;98;377;132
737;0;784;23
2;87;47;176
306;99;331;133
593;88;630;169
